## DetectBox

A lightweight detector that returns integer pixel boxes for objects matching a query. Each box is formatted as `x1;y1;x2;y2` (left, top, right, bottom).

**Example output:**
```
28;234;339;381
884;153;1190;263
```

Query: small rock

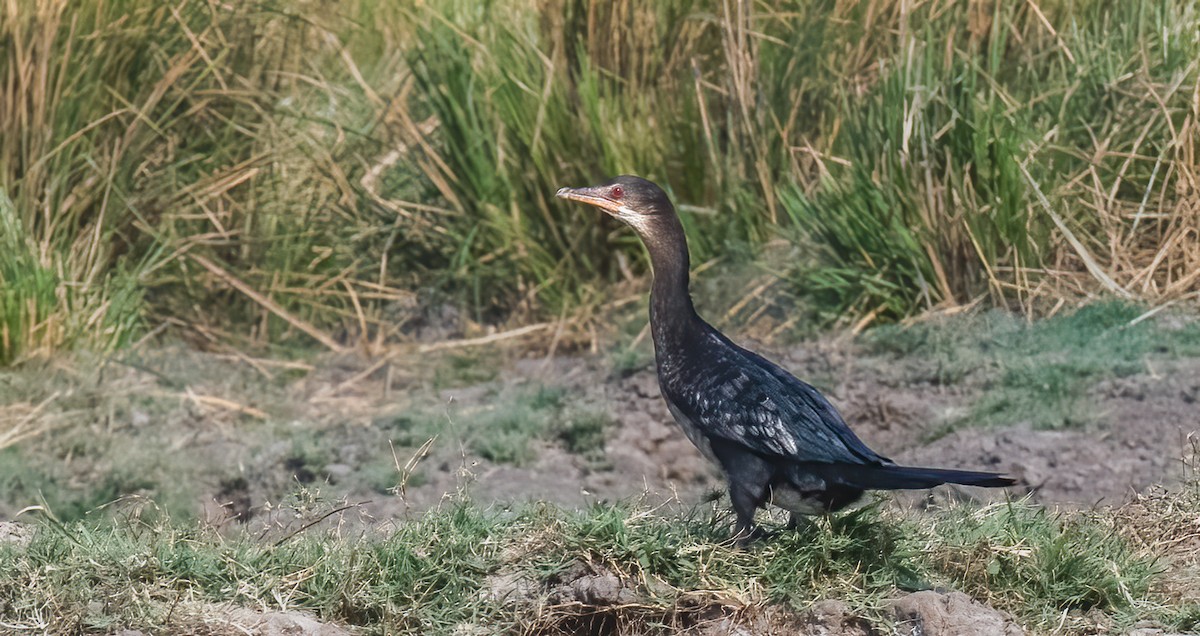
548;563;637;606
892;591;1024;636
481;570;537;604
565;571;636;605
809;599;852;621
690;616;753;636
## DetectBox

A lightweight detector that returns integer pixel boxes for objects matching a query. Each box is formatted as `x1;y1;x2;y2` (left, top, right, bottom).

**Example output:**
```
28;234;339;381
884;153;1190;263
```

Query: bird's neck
641;216;700;346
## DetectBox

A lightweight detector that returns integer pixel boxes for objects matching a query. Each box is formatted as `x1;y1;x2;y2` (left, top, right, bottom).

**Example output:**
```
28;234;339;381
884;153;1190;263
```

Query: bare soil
3;330;1196;530
387;340;1200;521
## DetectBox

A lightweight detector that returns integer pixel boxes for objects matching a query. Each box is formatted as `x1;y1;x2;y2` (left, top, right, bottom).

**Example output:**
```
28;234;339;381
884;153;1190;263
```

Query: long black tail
805;463;1016;491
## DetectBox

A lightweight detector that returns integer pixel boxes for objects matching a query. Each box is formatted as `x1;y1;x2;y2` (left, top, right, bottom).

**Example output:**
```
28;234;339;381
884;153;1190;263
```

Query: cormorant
557;175;1015;541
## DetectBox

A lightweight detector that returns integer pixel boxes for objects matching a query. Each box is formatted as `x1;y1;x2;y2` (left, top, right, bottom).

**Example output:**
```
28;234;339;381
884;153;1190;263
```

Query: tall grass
402;0;721;317
387;0;1200;323
775;0;1197;318
1;0;1197;357
1;1;424;359
402;0;1200;321
0;3;155;363
779;1;1045;317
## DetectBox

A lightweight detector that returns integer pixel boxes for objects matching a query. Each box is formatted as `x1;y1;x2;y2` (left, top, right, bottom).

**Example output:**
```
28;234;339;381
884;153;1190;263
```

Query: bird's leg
711;442;773;546
728;482;767;545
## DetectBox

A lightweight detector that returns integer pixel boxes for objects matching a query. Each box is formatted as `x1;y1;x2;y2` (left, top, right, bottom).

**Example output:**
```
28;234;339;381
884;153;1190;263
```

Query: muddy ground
4;308;1195;533
386;334;1200;519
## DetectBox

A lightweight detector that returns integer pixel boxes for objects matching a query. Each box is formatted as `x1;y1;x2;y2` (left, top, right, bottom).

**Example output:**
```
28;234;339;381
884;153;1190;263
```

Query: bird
556;175;1015;542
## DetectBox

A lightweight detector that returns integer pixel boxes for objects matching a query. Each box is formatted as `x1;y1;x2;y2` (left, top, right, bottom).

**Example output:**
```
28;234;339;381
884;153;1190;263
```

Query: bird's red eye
610;186;624;199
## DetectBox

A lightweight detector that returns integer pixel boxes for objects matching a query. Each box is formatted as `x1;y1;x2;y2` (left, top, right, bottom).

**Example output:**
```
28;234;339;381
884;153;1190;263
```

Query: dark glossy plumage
557;175;1014;541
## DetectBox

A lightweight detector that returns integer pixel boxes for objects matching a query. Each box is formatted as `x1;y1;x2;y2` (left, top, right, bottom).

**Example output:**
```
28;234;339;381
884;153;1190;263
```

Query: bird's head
555;175;674;234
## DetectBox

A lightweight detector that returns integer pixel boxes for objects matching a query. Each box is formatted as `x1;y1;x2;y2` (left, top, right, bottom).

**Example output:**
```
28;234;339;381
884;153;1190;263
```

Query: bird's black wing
659;328;889;466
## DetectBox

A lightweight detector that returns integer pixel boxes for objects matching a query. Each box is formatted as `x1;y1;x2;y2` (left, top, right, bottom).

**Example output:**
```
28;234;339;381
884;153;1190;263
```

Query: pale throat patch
616;205;655;235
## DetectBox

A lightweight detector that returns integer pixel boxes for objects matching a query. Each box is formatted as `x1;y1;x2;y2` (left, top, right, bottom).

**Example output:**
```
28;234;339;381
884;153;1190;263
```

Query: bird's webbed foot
786;512;816;532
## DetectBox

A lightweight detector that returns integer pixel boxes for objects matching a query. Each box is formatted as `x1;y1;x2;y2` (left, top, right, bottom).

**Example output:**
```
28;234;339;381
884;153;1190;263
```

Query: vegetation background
2;0;1199;634
2;0;1197;364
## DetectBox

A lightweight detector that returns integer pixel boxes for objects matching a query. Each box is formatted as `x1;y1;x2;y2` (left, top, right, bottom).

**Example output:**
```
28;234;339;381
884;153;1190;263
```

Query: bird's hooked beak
555;185;623;217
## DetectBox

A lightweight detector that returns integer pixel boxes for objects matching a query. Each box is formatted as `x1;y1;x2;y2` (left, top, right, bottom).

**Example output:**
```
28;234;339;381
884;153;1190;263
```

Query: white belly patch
767;483;829;516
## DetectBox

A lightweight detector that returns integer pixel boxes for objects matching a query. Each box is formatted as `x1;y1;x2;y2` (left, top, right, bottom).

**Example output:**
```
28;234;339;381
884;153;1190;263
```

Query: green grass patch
0;494;1176;635
0;502;505;633
376;383;614;468
467;385;613;466
866;303;1200;431
933;501;1162;630
0;190;143;364
555;410;613;458
433;352;501;389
